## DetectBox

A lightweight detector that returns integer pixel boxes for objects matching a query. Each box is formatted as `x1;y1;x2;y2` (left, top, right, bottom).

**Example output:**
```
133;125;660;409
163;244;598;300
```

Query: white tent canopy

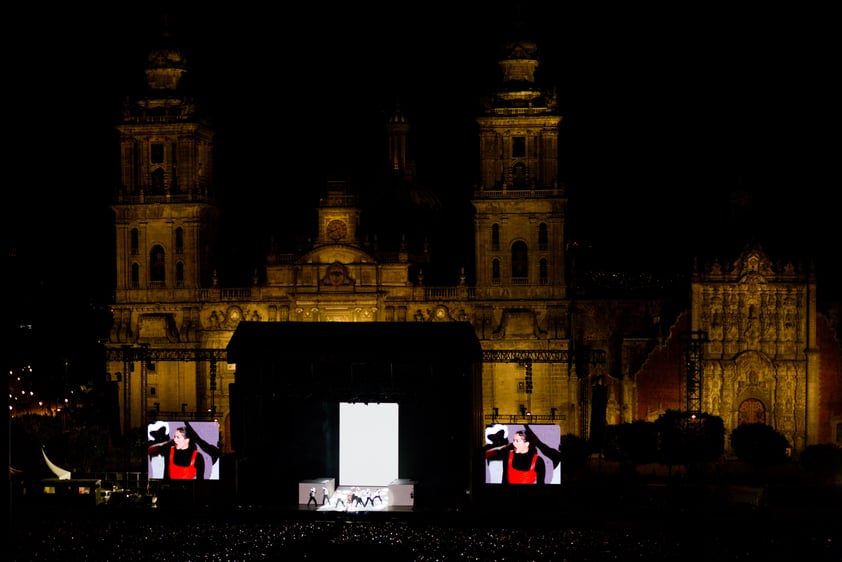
41;446;71;479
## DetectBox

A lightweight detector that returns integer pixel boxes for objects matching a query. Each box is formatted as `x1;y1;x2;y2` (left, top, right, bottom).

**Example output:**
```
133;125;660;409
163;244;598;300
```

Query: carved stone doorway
738;398;766;425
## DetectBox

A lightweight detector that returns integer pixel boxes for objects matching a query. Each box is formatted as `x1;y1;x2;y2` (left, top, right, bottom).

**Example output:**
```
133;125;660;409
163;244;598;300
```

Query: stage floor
300;487;413;513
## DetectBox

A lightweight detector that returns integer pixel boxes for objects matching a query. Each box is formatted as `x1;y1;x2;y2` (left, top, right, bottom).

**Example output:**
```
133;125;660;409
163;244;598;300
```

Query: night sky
7;2;839;316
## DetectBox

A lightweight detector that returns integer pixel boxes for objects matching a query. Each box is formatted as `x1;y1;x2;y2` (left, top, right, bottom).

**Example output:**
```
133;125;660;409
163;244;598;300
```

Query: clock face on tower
327;219;347;241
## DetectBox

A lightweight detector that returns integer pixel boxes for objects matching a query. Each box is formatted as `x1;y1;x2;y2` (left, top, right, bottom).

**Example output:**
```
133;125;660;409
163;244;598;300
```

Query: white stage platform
300;479;415;511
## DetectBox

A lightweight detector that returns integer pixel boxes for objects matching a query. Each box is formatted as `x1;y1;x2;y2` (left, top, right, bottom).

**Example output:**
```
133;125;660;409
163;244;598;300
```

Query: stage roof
227;321;483;365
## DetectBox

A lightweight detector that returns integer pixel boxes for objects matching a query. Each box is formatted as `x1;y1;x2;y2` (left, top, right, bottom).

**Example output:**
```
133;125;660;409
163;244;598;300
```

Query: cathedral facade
104;24;841;462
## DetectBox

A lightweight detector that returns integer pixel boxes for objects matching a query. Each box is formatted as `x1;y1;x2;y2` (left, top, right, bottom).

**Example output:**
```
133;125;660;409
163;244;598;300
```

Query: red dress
168;448;198;479
506;450;538;484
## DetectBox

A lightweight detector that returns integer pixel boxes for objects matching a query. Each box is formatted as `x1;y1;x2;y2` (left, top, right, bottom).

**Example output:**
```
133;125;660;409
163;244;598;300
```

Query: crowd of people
9;507;839;561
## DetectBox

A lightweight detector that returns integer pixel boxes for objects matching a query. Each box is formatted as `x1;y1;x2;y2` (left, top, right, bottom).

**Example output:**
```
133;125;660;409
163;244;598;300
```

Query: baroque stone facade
104;23;841;459
693;247;818;451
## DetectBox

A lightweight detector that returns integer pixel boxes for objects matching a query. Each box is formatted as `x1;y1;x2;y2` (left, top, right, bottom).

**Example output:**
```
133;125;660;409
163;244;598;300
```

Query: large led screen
147;420;221;480
483;423;561;484
339;402;399;486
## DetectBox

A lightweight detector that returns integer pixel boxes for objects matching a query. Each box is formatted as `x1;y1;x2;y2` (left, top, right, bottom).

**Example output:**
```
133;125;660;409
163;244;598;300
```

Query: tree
729;422;789;466
655;410;725;475
603;421;658;464
559;433;590;481
799;443;841;486
62;425;110;473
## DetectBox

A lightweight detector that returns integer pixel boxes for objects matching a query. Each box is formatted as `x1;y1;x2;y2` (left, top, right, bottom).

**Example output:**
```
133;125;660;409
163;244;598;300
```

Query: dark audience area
10;488;840;561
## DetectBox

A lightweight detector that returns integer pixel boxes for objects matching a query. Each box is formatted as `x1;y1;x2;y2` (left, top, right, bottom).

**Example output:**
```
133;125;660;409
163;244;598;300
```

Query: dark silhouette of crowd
9;505;840;561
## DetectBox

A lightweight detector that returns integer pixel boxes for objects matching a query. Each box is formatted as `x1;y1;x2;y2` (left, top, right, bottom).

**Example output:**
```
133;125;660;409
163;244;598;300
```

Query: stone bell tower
108;22;221;431
472;32;566;299
112;24;219;301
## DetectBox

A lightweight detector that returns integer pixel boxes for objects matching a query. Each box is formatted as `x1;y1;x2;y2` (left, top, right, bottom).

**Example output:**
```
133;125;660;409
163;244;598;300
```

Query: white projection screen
339;402;399;486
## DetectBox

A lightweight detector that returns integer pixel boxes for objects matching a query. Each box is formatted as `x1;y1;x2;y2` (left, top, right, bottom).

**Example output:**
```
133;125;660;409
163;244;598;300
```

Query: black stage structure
226;321;483;510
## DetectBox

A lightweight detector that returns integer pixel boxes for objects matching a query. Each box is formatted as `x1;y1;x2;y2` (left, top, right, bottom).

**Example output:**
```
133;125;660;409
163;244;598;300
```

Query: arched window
150;245;166;284
491;224;500;251
151;143;164;163
131;263;140;289
538;223;548;250
175;227;184;254
170;144;179;192
151;168;165;193
512;136;526;158
130;228;139;255
512;162;527;188
176;261;185;288
492;259;501;283
539;258;548;284
511;241;528;280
